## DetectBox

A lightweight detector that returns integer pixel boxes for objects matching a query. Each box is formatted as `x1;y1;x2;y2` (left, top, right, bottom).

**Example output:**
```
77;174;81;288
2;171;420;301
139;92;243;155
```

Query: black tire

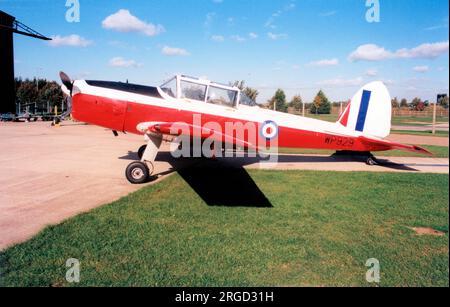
125;161;150;184
137;145;147;160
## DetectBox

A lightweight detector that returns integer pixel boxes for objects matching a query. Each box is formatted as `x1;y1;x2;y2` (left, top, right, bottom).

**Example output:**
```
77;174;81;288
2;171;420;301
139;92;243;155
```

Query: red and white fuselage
63;74;430;155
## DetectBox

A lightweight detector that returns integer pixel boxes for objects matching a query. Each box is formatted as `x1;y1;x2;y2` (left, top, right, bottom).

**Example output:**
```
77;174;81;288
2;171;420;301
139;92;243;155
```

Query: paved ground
237;155;449;174
0;121;178;250
387;134;449;147
392;122;449;132
0;121;448;250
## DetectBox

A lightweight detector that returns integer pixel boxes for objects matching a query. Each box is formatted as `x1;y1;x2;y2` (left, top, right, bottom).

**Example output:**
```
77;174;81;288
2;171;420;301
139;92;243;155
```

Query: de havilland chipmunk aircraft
60;72;430;184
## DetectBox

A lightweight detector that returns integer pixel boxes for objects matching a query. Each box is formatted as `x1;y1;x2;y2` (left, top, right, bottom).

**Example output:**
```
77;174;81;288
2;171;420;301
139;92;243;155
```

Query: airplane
59;72;431;184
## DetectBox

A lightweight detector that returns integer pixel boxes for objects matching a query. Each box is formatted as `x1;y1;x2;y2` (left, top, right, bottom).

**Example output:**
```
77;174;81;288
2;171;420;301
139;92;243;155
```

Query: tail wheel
125;161;150;184
366;157;378;166
138;145;147;160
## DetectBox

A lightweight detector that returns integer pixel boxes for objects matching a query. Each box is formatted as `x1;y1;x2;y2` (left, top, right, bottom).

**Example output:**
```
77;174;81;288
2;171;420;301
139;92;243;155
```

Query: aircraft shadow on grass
119;151;273;208
118;150;420;207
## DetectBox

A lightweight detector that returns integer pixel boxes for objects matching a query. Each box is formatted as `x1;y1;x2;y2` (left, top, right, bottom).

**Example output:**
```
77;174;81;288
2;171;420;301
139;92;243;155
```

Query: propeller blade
59;71;73;92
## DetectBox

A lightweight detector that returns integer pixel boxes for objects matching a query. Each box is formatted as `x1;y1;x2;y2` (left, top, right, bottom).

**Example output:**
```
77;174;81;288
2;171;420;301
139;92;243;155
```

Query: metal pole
432;102;437;135
302;101;305;117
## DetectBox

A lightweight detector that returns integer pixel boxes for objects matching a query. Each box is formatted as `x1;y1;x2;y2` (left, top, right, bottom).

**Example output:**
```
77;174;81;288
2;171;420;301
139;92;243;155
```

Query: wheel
125;161;150;184
366;157;378;166
137;145;147;160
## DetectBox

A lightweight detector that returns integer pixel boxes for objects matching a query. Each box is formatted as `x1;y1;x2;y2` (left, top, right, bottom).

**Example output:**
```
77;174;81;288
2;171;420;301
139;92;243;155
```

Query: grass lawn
0;170;448;287
278;145;449;158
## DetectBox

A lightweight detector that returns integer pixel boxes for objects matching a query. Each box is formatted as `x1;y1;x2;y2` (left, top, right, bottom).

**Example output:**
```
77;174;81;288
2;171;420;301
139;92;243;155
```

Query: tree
243;87;259;102
400;98;408;108
268;89;287;112
39;81;64;108
410;97;425;111
391;97;399;108
16;81;38;104
231;80;259;103
438;95;449;109
288;95;303;111
310;90;331;114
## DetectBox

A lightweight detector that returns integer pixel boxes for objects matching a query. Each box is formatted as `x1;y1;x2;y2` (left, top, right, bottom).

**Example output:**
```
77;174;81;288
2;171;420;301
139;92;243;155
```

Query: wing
137;122;259;151
358;135;432;155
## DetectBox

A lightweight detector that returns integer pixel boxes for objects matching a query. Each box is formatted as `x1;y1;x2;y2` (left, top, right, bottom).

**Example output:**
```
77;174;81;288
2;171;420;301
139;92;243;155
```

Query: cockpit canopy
160;75;257;107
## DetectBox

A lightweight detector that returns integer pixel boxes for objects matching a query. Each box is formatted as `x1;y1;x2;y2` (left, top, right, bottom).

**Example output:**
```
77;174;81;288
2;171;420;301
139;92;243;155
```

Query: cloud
161;46;190;56
249;32;258;39
307;58;339;67
348;41;449;62
413;65;429;73
317;77;363;87
48;34;92;47
382;79;395;86
211;35;225;42
292;64;300;70
268;32;288;40
109;57;142;68
204;12;216;27
365;69;378;77
102;9;164;36
319;11;337;17
265;1;295;29
231;35;246;42
424;24;448;31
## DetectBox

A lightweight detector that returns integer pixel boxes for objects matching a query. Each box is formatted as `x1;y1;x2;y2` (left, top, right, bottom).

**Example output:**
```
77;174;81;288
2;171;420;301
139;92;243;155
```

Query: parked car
1;113;15;122
13;112;38;122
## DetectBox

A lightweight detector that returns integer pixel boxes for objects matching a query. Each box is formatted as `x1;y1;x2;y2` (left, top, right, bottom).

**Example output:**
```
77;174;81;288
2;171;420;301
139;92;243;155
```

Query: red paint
339;103;351;127
72;93;430;155
72;93;126;131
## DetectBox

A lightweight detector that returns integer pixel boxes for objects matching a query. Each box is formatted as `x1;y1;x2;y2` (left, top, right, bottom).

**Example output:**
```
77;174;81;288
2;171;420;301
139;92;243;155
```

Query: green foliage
39;82;64;107
288;95;303;111
391;97;399;108
0;171;447;287
268;89;288;112
400;98;408;107
16;81;38;104
438;95;449;109
310;90;331;114
231;80;259;102
15;78;64;111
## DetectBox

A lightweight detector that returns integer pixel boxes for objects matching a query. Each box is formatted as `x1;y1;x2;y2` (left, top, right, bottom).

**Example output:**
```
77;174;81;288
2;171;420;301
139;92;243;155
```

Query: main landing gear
333;151;380;166
125;134;162;184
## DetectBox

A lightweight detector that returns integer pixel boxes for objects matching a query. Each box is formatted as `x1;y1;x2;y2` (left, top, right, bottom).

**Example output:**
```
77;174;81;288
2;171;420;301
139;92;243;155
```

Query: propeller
59;71;73;119
59;71;73;94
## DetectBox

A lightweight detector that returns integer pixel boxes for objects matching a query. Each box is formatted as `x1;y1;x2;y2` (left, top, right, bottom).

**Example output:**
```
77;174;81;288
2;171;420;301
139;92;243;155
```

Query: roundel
260;120;279;140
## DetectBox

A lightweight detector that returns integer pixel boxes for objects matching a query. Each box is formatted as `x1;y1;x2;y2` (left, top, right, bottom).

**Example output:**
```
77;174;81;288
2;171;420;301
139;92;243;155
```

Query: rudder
338;81;391;138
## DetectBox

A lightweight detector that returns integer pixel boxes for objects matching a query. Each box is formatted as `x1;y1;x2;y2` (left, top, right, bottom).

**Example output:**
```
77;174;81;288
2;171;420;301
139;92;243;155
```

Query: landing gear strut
137;145;147;160
125;134;162;184
366;155;379;166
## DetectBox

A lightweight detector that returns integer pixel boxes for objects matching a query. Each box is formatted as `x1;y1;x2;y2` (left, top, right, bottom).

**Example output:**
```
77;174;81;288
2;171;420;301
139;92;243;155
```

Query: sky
1;0;449;103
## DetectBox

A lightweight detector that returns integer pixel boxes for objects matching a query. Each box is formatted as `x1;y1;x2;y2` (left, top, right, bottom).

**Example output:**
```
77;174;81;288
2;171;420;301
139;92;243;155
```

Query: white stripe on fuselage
74;80;363;137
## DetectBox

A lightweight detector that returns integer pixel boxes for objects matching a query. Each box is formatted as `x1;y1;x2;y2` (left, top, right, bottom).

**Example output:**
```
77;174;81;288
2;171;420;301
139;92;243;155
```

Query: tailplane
338;81;392;138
